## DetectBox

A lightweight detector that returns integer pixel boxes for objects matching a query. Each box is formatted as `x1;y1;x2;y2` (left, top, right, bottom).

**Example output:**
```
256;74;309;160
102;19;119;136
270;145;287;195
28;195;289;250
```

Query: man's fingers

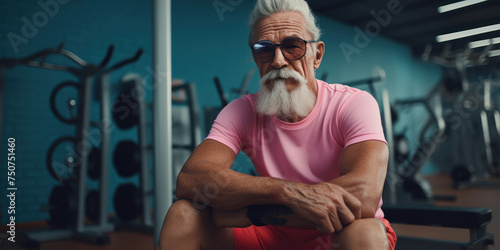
330;212;343;233
336;202;356;226
316;216;335;234
342;191;362;219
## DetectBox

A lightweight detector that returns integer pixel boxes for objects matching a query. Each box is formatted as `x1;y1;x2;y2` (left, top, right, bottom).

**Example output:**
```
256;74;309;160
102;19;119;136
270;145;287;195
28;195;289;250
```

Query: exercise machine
423;41;500;189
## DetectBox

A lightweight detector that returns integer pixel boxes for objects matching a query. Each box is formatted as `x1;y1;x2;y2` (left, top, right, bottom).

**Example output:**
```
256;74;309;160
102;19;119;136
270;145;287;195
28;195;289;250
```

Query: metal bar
137;76;152;226
76;75;93;231
186;84;197;151
99;73;111;228
480;110;493;170
23;61;73;72
153;0;173;244
381;88;397;205
470;226;487;242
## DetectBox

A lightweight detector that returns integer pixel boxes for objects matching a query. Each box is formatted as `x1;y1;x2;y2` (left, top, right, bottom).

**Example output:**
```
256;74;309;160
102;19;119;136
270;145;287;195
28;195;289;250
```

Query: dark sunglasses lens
282;38;306;60
252;42;274;62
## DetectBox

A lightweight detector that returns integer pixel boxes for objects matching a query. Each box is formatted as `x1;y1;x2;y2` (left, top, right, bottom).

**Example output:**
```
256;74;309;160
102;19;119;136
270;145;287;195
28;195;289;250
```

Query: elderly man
156;0;397;249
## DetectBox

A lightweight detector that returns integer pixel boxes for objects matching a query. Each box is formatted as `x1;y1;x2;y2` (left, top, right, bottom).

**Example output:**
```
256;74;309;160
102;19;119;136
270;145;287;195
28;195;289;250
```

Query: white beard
255;68;316;119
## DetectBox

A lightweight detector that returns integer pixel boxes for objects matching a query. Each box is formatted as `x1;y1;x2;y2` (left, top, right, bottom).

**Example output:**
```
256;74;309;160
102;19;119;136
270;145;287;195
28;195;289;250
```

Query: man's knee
156;200;210;249
161;199;213;234
333;218;389;250
157;200;234;250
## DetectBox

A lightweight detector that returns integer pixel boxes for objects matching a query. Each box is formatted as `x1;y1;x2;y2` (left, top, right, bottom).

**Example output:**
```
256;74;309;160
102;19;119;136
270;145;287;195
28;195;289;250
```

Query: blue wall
0;0;442;224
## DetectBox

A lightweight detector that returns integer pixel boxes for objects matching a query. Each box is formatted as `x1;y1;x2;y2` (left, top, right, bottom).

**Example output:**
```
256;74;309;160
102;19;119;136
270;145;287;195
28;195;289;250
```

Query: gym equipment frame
0;43;142;247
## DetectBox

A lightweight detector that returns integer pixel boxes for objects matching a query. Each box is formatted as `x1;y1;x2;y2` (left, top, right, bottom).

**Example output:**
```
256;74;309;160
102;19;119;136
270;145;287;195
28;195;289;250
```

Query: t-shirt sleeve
205;97;253;155
339;91;387;148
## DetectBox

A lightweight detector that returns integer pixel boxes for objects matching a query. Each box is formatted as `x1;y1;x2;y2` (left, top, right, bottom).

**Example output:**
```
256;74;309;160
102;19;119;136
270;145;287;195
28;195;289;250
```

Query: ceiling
309;0;500;67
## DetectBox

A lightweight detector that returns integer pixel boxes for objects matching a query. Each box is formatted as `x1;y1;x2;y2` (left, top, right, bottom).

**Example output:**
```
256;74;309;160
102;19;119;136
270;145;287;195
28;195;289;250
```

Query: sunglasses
251;37;317;63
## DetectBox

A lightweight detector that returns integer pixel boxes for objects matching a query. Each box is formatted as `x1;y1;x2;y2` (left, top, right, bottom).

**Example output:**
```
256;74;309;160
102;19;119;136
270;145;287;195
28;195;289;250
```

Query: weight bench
383;204;494;250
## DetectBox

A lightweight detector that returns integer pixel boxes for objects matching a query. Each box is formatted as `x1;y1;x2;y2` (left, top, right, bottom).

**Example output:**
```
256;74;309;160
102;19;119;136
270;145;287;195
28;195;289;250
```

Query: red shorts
233;218;397;250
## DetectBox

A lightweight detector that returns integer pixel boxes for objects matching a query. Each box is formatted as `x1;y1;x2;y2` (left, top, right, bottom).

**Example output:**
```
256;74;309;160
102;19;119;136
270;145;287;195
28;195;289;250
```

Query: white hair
248;0;321;45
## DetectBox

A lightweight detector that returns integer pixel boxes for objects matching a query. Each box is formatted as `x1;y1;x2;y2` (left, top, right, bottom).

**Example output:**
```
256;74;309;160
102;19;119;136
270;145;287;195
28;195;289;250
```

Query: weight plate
113;140;141;178
113;183;143;222
112;89;140;130
49;81;80;124
85;190;100;222
48;185;77;228
46;136;79;183
88;148;102;180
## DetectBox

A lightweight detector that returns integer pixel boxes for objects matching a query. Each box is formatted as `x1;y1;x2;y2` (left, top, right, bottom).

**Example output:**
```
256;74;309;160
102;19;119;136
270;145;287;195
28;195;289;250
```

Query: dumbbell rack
0;44;142;247
112;73;154;233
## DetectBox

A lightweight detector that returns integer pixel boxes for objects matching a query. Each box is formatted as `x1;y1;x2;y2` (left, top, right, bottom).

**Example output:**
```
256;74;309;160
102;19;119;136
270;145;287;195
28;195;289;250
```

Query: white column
153;0;172;244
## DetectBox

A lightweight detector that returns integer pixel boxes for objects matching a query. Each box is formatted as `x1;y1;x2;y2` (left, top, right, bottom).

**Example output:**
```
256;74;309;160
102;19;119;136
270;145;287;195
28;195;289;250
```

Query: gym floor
3;174;499;250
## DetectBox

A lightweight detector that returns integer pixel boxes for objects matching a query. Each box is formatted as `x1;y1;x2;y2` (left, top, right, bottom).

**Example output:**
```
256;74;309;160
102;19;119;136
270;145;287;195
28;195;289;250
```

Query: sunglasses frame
251;37;317;63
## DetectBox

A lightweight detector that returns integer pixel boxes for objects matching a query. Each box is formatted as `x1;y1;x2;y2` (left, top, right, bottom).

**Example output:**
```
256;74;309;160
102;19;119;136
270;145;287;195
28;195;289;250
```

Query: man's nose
271;46;288;69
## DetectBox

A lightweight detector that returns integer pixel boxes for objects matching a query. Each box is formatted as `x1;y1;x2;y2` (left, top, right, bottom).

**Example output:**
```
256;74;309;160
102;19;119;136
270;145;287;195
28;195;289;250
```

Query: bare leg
156;200;235;250
331;218;389;250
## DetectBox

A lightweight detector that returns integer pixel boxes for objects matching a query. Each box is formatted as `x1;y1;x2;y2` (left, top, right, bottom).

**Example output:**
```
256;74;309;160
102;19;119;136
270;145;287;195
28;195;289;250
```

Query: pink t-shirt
207;79;387;218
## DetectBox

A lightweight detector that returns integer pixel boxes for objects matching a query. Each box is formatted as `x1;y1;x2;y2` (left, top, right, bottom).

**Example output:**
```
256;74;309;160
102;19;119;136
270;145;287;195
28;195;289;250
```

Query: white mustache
260;68;306;86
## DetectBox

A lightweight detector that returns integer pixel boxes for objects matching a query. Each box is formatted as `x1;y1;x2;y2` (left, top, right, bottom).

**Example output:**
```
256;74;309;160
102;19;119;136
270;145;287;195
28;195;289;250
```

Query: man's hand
283;182;362;234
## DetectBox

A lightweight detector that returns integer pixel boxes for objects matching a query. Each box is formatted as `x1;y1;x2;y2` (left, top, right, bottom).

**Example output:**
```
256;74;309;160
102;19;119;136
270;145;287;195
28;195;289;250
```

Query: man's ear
314;41;325;70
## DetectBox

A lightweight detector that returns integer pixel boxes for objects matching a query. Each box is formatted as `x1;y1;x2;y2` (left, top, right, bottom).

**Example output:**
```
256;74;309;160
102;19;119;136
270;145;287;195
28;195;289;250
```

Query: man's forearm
333;141;389;218
328;175;383;218
176;165;290;211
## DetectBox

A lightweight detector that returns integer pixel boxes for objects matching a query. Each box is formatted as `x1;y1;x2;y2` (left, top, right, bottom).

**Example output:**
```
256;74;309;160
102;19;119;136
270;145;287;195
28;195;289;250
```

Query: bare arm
175;139;289;211
332;140;389;218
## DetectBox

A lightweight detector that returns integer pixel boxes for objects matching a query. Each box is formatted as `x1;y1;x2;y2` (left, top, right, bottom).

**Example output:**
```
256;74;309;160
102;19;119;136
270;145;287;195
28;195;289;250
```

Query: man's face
251;11;324;94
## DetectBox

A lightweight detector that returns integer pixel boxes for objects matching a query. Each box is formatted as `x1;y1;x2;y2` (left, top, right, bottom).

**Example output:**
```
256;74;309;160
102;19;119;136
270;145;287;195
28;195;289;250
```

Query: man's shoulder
318;80;366;101
319;80;364;95
222;93;256;116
